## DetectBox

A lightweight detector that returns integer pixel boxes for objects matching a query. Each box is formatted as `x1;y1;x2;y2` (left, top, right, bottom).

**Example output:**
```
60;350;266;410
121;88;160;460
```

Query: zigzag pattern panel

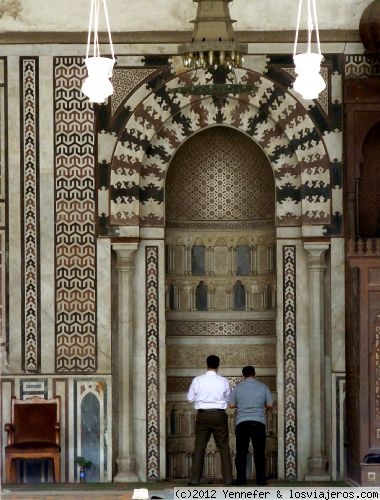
283;245;297;479
54;57;97;372
21;57;40;371
146;246;160;480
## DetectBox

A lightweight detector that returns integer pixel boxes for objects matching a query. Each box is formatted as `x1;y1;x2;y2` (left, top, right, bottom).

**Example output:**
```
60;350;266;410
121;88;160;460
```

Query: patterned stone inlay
111;68;156;116
54;57;97;372
345;55;380;79
21;57;40;371
283;246;297;480
282;66;329;114
20;379;47;399
166;127;275;222
146;246;160;480
166;345;276;368
166;320;276;336
376;325;380;421
167;376;276;393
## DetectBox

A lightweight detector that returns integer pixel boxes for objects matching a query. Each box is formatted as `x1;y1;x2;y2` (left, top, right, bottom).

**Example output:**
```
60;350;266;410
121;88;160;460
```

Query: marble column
304;242;330;481
112;243;139;482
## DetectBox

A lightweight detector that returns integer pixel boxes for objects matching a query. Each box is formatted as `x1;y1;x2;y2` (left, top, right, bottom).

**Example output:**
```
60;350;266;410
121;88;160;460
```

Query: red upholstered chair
4;396;61;483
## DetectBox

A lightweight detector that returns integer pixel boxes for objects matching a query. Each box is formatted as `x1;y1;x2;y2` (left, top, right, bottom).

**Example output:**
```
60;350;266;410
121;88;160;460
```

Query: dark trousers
190;410;233;485
235;420;267;484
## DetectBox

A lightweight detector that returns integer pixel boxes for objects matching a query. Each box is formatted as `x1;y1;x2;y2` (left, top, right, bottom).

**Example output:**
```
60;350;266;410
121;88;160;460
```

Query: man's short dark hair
242;365;256;377
207;355;220;369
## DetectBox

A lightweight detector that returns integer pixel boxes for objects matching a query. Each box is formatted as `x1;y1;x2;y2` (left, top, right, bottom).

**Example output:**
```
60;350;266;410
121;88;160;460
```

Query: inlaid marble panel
166;345;276;368
20;57;40;372
146;246;160;480
54;57;97;372
283;246;297;480
166;320;276;336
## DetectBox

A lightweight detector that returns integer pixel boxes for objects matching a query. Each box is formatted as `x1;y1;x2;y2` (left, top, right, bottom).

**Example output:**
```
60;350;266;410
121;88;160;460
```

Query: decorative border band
283;245;297;479
20;57;40;371
146;246;160;479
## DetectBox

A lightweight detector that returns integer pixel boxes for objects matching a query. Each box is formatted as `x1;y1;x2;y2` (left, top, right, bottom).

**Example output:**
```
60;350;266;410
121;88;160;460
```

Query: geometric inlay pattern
146;246;160;480
111;68;156;117
54;57;97;372
21;57;40;371
283;245;297;479
282;66;329;115
166;127;275;222
166;345;276;368
166;320;276;337
345;55;380;79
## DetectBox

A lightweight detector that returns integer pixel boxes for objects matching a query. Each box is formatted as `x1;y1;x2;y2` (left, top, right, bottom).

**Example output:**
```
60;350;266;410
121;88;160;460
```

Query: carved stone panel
214;246;229;275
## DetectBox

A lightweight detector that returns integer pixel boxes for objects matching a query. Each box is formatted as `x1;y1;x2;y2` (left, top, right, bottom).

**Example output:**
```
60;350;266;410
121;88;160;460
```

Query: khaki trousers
190;409;233;485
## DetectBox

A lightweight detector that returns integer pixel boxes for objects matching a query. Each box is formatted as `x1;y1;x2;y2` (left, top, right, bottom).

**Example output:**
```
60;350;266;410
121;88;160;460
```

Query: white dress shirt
187;370;231;410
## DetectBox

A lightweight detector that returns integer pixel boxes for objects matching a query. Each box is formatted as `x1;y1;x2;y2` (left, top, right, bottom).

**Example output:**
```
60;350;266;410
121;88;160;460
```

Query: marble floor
0;480;349;500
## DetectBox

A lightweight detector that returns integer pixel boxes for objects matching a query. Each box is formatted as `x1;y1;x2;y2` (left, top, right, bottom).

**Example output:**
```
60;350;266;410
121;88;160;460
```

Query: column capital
112;243;139;270
112;242;139;257
304;242;330;269
303;242;330;255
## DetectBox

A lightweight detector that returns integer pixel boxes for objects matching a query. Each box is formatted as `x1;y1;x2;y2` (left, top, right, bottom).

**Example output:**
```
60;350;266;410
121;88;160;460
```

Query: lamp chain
85;0;115;61
293;0;322;56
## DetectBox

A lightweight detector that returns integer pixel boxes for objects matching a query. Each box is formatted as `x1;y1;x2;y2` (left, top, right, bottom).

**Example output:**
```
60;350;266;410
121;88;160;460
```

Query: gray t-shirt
229;378;273;426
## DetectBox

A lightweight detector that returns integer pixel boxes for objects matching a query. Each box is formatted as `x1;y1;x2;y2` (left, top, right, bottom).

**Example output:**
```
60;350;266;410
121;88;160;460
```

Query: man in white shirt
187;355;233;486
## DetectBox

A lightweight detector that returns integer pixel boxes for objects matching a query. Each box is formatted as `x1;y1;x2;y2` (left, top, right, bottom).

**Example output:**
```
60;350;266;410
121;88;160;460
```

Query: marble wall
0;29;350;482
0;376;112;482
0;0;371;33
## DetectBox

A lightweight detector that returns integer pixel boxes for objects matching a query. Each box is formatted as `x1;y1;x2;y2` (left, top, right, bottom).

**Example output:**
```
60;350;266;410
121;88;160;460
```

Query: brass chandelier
178;0;248;71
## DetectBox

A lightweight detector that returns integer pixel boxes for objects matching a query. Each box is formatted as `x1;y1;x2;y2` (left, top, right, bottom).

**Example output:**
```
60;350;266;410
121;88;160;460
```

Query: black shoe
187;481;199;486
234;479;247;485
256;479;268;486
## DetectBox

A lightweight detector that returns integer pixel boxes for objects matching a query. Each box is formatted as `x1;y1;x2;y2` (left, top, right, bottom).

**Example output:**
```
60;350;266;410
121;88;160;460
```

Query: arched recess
165;125;277;480
109;67;332;234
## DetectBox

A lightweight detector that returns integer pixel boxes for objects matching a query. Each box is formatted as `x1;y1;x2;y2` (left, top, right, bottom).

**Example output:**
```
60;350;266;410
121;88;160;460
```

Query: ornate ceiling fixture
171;0;254;96
82;0;116;104
178;0;248;71
293;0;326;100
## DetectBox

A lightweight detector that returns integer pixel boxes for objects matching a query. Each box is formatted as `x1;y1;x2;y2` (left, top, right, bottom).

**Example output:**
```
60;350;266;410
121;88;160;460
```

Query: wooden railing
347;239;380;257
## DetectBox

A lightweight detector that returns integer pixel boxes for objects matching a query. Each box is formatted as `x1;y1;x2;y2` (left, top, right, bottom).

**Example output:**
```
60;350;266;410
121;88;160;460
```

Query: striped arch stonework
97;62;338;238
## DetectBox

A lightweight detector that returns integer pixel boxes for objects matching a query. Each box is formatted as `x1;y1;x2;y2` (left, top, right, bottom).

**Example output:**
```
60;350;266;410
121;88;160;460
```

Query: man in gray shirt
229;365;273;486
